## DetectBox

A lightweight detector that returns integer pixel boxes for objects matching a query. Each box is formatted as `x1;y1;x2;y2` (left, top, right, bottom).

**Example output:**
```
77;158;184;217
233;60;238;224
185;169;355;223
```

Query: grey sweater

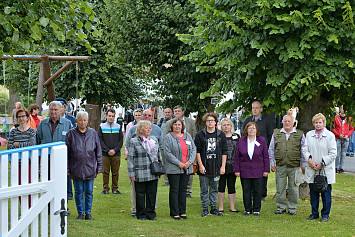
163;132;196;175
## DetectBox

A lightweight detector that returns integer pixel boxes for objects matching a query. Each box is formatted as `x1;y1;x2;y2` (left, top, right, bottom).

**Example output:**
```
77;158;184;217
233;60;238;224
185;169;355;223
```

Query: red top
174;133;188;163
331;115;354;139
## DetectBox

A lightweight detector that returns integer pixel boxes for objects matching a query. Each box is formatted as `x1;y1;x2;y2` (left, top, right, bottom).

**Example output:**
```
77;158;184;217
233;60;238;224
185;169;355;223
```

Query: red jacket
331;115;354;139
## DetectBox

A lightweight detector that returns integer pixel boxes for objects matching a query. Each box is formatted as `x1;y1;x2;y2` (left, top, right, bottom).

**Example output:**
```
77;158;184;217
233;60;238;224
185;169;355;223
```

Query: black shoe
306;215;319;220
219;210;224;213
351;154;354;157
261;197;266;202
173;216;181;220
275;210;286;215
288;211;296;216
186;194;192;198
85;214;94;220
131;212;136;217
180;215;188;219
138;218;146;221
76;214;84;220
320;217;329;222
210;209;222;216
68;196;73;200
340;169;344;173
101;190;109;194
147;217;157;220
243;211;250;216
112;190;122;194
200;210;209;217
253;212;260;216
230;210;240;213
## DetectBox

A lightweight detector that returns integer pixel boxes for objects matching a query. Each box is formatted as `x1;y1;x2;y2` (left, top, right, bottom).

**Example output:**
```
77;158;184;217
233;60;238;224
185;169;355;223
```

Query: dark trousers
135;179;158;219
241;178;263;212
218;173;236;194
262;176;268;198
67;177;73;198
168;173;189;216
309;183;332;218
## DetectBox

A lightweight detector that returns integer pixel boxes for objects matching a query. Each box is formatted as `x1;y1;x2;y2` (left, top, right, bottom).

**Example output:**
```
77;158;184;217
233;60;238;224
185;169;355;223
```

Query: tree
105;0;214;115
0;0;98;57
179;0;355;132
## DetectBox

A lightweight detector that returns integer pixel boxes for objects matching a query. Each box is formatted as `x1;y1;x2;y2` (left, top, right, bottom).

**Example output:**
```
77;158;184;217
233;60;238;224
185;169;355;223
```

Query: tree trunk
8;87;20;114
85;104;100;131
297;90;332;199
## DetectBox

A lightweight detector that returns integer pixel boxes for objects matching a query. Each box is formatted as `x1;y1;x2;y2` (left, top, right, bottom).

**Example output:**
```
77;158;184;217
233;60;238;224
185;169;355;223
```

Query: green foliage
105;0;214;114
0;0;98;56
180;0;355;119
0;85;9;114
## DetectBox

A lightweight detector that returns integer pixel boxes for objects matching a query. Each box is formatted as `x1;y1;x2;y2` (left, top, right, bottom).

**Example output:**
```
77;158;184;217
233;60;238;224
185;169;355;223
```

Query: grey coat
164;132;196;175
127;136;161;182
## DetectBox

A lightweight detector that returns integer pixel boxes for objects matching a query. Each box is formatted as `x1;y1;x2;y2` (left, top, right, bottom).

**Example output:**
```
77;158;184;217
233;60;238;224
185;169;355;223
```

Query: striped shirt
7;127;36;149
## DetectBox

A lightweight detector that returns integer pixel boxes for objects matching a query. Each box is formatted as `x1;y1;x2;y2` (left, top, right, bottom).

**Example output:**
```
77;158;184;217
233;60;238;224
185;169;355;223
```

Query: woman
302;113;336;222
164;118;196;220
127;120;161;221
234;122;270;216
27;104;43;131
330;105;353;173
11;102;22;126
7;108;36;207
66;111;103;220
218;118;240;213
125;109;143;157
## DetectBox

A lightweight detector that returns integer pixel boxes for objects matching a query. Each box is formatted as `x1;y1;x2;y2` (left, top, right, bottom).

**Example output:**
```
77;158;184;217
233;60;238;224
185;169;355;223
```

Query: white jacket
302;129;337;184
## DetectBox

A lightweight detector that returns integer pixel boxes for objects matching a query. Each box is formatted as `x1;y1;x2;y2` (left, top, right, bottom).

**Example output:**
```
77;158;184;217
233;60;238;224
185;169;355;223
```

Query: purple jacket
233;136;270;178
66;127;103;180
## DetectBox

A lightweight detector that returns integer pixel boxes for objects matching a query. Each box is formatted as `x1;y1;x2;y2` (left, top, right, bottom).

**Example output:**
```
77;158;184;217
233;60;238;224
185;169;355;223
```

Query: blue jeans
336;139;349;170
309;183;332;218
199;175;219;210
346;133;355;155
67;177;73;198
73;179;94;215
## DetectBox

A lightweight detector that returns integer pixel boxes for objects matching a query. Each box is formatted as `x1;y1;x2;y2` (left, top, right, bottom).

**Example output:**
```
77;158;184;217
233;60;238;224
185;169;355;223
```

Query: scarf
140;135;158;158
315;127;325;139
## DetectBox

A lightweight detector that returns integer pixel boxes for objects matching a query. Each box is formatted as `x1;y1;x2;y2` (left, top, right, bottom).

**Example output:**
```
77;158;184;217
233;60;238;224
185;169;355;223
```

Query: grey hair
136;120;151;136
76;111;89;120
282;114;294;123
49;101;62;108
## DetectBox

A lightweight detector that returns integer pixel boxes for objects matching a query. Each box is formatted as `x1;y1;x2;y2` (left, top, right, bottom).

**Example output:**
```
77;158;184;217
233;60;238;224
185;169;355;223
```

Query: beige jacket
302;129;337;184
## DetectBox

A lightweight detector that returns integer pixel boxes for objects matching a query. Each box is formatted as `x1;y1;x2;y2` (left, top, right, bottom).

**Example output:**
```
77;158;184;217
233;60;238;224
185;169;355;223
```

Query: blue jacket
37;116;73;144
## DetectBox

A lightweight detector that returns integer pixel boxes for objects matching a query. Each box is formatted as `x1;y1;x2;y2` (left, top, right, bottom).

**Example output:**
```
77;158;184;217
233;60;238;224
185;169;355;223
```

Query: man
124;106;134;132
242;101;273;202
37;101;73;199
98;108;124;194
195;112;227;217
165;105;197;197
125;109;162;216
157;107;173;186
269;115;306;215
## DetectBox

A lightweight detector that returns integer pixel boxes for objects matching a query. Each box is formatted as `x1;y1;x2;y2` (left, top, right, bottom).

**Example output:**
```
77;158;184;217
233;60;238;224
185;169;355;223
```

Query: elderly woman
218;118;240;213
302;113;337;222
11;102;22;126
27;104;43;131
164;118;196;220
127;120;161;221
234;122;270;216
66;111;103;220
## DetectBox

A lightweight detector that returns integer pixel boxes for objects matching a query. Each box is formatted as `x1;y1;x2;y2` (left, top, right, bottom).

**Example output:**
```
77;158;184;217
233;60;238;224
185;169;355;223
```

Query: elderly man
269;115;306;215
157;107;173;186
37;100;73;199
165;105;197;197
242;101;273;202
125;109;162;216
98;108;124;195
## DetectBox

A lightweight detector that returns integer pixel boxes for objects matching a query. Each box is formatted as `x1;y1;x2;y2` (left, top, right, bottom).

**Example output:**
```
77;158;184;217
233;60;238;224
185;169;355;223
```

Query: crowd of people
6;99;354;223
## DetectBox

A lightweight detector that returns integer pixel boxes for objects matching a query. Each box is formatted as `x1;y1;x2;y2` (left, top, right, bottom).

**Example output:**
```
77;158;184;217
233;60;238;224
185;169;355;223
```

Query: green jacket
274;129;303;167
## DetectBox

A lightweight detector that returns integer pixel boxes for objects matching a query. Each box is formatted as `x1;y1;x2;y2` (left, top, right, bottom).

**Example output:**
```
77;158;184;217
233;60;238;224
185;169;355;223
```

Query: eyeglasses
248;127;256;130
206;120;216;123
143;114;152;117
17;115;27;119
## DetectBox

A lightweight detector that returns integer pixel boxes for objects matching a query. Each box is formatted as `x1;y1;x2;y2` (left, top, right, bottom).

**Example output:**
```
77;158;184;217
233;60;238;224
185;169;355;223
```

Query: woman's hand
271;166;276;172
178;162;185;169
13;142;19;147
263;172;269;177
130;177;135;182
234;172;240;177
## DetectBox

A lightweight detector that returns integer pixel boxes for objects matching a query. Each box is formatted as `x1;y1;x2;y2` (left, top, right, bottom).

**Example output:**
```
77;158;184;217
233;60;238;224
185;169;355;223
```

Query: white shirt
247;137;256;160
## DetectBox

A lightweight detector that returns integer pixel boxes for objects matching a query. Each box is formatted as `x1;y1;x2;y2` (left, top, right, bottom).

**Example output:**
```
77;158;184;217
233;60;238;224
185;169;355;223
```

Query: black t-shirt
205;130;217;176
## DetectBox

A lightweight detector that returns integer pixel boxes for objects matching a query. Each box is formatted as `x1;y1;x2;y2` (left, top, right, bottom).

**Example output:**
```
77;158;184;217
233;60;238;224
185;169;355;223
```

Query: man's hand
220;166;225;175
108;149;116;156
199;165;206;174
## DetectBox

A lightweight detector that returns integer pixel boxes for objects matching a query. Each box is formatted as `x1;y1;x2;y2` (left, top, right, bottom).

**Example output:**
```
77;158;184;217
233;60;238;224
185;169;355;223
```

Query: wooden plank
0;55;90;61
43;61;74;86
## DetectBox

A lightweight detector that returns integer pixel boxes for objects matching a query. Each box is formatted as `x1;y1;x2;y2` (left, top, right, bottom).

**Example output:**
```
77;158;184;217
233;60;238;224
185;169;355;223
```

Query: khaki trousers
275;166;299;212
102;155;121;191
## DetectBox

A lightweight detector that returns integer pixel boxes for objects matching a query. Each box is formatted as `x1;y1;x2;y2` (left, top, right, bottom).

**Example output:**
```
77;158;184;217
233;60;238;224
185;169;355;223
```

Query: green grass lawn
67;153;355;237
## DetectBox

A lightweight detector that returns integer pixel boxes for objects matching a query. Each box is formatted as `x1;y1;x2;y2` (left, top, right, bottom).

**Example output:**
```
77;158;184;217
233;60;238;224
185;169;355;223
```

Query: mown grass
67;150;355;237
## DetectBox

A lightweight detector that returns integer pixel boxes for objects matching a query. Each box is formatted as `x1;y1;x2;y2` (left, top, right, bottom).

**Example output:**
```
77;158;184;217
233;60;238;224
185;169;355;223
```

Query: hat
54;98;67;105
2;120;6;124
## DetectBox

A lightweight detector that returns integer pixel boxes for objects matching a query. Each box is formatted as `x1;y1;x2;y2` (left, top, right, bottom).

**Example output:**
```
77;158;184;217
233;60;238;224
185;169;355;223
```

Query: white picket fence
0;142;67;237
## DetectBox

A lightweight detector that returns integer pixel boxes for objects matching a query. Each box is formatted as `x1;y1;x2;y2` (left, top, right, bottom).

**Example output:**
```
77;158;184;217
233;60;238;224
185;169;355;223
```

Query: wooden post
35;61;45;107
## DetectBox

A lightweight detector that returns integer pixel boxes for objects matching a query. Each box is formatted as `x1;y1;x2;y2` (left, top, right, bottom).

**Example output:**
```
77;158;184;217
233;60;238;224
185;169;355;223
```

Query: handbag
313;168;328;193
147;153;165;176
